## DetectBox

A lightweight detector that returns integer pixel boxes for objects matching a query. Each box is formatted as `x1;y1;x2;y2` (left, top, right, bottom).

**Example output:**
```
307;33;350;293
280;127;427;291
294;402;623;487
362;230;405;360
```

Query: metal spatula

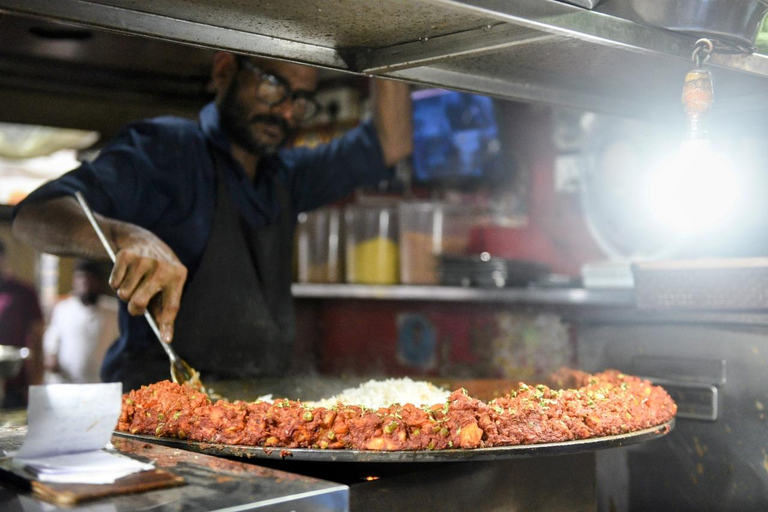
74;191;205;392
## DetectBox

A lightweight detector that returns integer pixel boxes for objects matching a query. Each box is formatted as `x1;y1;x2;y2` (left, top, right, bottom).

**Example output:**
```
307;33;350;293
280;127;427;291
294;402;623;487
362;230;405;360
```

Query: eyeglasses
238;59;320;123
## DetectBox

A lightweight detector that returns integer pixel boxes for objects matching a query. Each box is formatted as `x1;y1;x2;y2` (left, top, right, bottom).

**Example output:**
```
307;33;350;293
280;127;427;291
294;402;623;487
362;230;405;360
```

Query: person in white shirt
43;260;118;384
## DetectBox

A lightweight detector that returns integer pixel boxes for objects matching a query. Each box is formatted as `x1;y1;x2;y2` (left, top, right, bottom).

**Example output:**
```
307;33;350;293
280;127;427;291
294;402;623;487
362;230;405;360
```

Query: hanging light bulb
646;39;739;234
682;39;714;142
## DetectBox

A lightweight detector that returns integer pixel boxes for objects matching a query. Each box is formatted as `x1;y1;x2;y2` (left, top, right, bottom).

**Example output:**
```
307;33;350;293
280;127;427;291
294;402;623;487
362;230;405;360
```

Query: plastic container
295;207;342;283
398;202;472;285
344;204;399;285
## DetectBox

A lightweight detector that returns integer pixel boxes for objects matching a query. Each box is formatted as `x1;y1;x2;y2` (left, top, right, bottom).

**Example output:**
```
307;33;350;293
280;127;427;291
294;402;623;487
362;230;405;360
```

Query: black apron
113;148;296;389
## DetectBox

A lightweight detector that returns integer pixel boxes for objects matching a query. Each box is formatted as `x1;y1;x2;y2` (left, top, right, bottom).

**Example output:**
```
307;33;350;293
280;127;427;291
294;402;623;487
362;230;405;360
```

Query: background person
0;239;43;408
43;259;118;384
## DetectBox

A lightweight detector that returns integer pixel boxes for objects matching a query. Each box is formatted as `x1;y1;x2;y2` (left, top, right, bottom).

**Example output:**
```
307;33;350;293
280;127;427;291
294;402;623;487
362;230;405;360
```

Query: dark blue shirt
15;102;391;375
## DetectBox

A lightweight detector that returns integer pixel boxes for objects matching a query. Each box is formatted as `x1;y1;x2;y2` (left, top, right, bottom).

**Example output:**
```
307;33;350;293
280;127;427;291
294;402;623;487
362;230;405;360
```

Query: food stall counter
0;426;349;512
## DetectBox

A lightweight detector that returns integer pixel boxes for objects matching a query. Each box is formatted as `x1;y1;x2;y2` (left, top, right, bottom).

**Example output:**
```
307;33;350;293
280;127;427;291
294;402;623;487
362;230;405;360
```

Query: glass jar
344;204;399;285
295;207;342;283
398;201;472;285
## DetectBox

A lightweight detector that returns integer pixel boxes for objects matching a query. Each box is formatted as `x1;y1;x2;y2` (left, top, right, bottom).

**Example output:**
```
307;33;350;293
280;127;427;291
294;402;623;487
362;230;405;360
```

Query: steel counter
0;426;348;512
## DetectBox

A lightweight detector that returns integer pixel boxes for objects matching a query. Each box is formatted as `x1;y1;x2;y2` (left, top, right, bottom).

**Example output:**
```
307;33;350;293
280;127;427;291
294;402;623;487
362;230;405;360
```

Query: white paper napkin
12;383;154;484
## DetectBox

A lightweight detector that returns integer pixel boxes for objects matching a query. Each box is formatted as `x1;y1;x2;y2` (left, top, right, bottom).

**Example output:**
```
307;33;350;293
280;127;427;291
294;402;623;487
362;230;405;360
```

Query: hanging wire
692;38;714;67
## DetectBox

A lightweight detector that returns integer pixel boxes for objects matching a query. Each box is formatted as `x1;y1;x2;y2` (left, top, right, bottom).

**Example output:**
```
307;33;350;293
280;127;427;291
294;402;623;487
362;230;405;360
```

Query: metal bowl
597;0;768;52
0;345;29;380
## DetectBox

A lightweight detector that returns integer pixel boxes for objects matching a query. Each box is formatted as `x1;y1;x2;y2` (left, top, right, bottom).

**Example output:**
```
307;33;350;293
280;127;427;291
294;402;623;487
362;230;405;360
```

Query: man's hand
110;229;187;343
13;196;188;343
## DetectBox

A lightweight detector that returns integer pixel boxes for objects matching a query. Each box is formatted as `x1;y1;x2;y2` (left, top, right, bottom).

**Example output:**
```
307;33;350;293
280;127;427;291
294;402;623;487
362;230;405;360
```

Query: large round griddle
114;419;673;463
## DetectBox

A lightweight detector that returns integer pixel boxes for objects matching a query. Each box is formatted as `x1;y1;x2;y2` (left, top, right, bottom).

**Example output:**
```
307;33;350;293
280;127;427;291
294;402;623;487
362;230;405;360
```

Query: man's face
219;59;318;156
73;270;100;305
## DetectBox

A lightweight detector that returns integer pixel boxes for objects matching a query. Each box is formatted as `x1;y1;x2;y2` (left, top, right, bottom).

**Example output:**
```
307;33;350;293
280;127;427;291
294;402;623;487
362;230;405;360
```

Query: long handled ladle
74;191;205;392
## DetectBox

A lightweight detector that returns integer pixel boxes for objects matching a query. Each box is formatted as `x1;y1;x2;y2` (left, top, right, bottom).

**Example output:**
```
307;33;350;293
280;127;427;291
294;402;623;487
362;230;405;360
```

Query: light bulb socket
686;115;709;140
682;67;713;141
682;68;714;116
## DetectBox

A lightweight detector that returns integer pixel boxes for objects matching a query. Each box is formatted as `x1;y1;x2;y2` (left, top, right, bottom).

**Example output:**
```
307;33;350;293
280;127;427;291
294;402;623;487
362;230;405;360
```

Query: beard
79;293;99;306
219;77;295;156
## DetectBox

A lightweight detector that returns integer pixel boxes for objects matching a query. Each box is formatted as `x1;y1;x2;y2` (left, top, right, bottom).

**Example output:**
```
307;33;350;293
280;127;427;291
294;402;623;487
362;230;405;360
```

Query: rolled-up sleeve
14;121;182;227
285;120;393;214
13;160;117;220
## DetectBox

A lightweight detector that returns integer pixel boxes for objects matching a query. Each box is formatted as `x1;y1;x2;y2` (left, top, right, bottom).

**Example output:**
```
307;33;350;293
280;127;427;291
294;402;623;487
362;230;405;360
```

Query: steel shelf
2;0;768;117
291;283;634;306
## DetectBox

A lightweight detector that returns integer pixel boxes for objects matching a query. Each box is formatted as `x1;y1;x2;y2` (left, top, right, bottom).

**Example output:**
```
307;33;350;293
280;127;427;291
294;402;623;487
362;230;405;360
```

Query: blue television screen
411;89;503;185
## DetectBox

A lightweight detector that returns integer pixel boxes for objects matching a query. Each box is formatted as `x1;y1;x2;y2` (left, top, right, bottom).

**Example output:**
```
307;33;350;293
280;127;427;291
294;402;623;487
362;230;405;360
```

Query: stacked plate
438;254;550;288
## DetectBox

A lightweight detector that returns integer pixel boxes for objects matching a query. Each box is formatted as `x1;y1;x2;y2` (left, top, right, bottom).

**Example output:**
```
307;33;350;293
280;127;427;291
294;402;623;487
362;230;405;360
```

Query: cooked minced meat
117;370;676;450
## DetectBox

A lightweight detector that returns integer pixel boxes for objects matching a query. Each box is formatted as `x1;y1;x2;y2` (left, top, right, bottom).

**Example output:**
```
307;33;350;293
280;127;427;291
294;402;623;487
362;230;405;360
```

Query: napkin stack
12;383;154;484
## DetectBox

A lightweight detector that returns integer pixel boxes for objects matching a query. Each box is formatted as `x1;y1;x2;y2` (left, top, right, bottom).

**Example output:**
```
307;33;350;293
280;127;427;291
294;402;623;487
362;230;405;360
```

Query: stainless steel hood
2;0;768;138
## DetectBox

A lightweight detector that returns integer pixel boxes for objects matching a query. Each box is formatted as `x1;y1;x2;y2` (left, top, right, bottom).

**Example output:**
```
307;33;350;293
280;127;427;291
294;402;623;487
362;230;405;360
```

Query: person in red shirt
0;239;43;408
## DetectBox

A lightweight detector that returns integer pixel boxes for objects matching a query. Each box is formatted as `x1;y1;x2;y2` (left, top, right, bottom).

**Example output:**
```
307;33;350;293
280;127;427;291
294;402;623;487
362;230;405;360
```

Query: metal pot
0;345;29;380
597;0;768;52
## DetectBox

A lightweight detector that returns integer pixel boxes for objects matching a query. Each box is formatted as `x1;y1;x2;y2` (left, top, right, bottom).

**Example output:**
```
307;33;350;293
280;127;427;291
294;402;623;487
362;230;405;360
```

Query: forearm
43;327;60;372
13;196;140;260
372;78;414;166
44;353;59;373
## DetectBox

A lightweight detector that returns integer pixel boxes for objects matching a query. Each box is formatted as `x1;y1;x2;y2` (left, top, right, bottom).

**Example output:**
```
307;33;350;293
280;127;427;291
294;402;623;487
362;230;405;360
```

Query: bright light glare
646;140;739;233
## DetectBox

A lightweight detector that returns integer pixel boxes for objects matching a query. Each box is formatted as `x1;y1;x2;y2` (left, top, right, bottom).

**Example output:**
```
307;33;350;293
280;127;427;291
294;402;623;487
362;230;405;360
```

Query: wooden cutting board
32;469;185;506
0;459;185;506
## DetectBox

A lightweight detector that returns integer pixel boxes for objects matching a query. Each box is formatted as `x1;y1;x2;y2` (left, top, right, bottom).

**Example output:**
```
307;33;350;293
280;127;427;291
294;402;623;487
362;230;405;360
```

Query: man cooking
12;52;413;390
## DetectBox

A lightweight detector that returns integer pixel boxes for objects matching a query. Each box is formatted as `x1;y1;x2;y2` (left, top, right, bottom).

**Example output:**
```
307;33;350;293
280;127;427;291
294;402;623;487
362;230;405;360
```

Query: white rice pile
307;377;451;409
